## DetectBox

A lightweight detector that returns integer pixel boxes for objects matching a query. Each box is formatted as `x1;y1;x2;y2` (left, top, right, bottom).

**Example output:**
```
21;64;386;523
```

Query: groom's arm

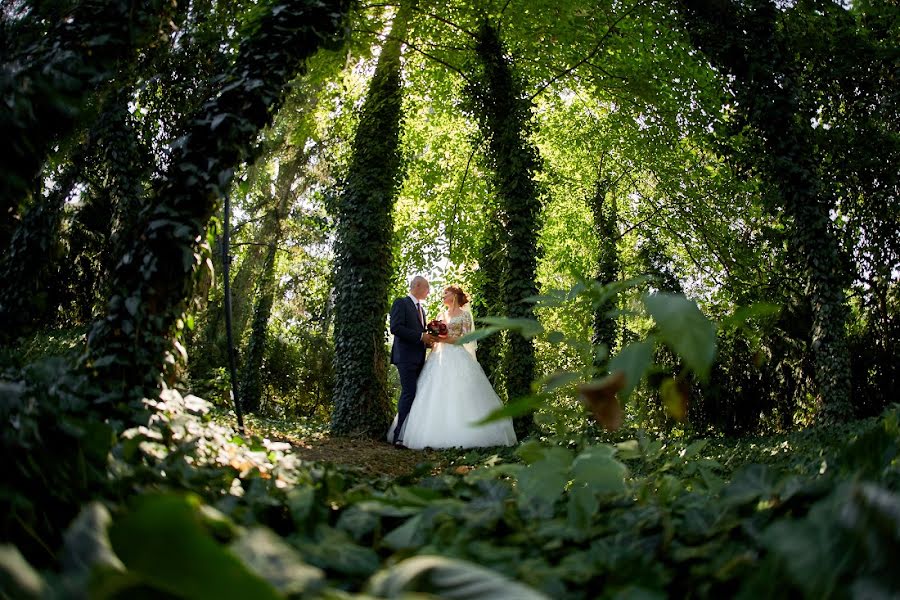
390;298;424;344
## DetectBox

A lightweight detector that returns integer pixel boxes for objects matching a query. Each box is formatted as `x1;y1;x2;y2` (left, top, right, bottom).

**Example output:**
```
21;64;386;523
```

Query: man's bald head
409;276;430;300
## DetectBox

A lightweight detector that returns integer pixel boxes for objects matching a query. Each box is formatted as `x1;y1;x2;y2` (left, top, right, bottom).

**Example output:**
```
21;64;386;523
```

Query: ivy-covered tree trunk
240;237;279;414
0;0;175;248
469;23;542;434
679;0;853;421
471;214;507;393
239;146;311;414
330;4;412;437
590;175;619;368
84;0;349;407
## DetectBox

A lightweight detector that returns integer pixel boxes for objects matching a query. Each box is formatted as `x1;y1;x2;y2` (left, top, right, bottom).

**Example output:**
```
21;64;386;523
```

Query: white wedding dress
387;310;517;449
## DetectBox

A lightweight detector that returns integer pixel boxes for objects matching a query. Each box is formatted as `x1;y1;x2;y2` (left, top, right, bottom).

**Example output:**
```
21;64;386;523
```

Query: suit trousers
394;361;424;443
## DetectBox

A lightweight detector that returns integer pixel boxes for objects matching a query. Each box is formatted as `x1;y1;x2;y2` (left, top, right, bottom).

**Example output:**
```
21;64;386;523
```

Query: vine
84;0;350;409
467;22;543;433
331;3;413;437
678;0;853;421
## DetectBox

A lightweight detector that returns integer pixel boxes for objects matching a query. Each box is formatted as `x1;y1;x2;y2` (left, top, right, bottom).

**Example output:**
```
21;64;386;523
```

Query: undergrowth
3;374;898;598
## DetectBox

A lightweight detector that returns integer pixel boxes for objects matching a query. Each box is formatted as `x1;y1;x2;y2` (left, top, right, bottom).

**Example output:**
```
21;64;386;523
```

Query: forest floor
239;413;460;478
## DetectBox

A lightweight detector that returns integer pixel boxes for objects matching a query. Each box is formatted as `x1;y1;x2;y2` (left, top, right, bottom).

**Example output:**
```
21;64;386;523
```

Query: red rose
427;319;448;337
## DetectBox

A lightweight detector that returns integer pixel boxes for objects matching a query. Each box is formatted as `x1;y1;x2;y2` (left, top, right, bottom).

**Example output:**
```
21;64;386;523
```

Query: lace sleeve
462;310;474;335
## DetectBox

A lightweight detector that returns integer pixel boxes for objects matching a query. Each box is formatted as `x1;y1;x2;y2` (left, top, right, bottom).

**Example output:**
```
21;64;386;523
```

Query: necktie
416;302;424;327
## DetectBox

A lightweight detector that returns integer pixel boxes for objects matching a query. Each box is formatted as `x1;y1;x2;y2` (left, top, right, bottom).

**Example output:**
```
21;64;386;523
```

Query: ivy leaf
367;555;550;599
570;444;627;495
109;494;281;598
61;502;125;584
229;527;325;595
722;464;777;507
124;296;140;316
515;447;573;517
607;340;654;399
382;514;425;551
643;293;716;380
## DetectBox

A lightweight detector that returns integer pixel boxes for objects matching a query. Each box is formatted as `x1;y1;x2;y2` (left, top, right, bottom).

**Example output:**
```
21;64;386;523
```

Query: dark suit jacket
390;296;426;365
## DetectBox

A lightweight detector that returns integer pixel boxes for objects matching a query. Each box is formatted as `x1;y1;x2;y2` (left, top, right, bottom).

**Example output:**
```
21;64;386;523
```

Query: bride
387;285;517;449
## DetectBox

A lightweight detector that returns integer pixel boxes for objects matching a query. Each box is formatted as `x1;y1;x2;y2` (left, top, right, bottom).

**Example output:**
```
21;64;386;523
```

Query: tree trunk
84;0;350;409
471;214;507;393
330;3;413;437
470;23;543;437
590;175;619;368
678;0;852;421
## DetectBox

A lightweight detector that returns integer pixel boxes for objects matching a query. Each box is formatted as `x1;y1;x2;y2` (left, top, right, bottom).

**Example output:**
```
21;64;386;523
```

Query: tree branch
529;0;645;101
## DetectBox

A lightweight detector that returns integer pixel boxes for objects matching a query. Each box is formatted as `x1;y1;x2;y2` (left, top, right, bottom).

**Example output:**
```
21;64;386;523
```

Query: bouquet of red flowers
426;319;448;338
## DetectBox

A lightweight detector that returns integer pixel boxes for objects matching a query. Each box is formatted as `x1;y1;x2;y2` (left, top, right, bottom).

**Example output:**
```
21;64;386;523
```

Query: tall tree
590;172;620;366
240;147;312;414
330;4;413;437
678;0;853;421
468;22;543;429
84;0;350;408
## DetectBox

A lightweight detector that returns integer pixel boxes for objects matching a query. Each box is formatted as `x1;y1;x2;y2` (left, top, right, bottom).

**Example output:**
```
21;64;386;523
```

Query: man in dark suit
389;275;436;446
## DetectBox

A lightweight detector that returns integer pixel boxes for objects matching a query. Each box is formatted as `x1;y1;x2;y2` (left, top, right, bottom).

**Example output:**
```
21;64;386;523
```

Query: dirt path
244;422;453;478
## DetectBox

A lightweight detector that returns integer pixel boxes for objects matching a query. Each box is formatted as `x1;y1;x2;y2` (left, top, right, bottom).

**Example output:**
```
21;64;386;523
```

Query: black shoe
393;441;408;450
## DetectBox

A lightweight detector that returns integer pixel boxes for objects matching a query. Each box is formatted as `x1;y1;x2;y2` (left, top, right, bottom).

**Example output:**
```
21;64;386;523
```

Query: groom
389;275;436;447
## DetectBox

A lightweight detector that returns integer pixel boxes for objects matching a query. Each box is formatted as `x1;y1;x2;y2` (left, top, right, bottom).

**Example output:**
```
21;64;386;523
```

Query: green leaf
367;555;550;599
109;494;281;599
567;484;599;534
607;341;654;399
615;440;641;460
478;316;544;338
382;514;425;551
515;447;573;516
229;528;325;595
476;394;546;424
570;445;628;495
515;439;548;465
287;485;316;527
681;439;708;461
124;296;140;316
457;326;502;346
0;545;45;599
537;370;582;393
720;303;780;330
61;502;125;582
643;293;716;379
545;330;566;344
722;464;776;507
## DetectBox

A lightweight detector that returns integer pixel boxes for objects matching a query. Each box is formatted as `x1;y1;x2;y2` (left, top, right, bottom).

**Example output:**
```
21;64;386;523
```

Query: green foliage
5;385;899;599
331;4;412;437
83;0;350;408
0;0;176;248
677;0;864;421
467;22;543;427
466;277;718;429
